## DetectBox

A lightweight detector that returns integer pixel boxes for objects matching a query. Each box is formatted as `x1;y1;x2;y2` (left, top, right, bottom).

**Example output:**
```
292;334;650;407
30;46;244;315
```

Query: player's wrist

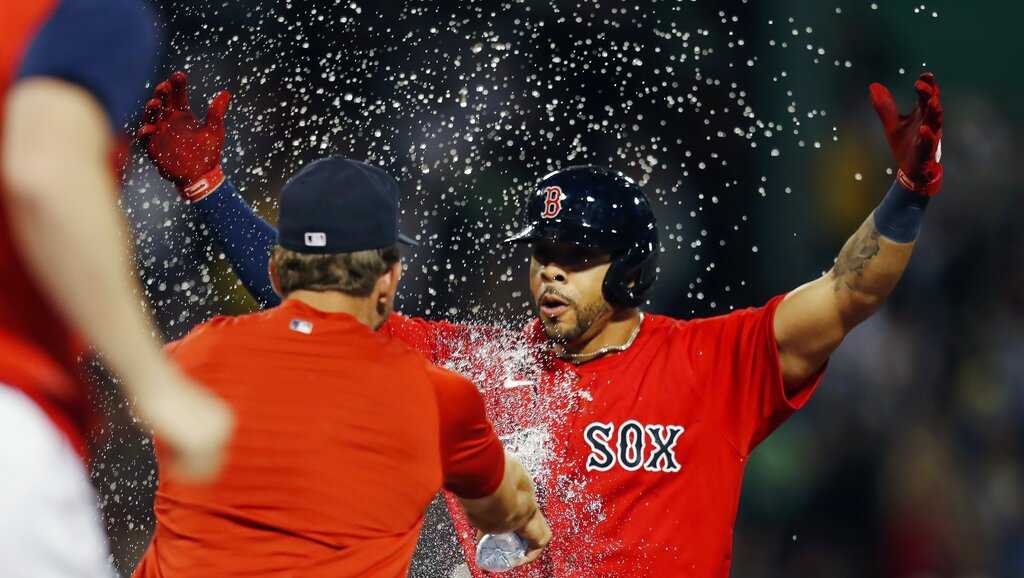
178;165;225;203
872;179;931;243
896;164;942;197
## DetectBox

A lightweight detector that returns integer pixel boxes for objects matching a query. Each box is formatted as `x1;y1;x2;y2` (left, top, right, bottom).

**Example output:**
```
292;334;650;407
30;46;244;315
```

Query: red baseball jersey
0;0;156;457
382;294;822;577
133;299;505;578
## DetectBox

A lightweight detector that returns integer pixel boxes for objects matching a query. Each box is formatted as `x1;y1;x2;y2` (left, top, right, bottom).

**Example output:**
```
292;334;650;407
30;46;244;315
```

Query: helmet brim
397;232;420;247
504;224;540;244
503;218;625;250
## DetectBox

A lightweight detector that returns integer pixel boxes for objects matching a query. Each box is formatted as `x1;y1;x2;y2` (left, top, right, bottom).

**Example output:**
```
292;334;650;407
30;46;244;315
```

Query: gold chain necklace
557;313;645;364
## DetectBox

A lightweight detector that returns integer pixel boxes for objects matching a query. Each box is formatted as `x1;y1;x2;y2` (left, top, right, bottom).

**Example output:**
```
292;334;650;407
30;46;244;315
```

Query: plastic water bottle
475;532;528;572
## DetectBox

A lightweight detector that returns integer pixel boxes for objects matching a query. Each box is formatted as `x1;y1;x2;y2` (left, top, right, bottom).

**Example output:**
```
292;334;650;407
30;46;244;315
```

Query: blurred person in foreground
137;69;943;577
0;2;232;577
131;157;550;578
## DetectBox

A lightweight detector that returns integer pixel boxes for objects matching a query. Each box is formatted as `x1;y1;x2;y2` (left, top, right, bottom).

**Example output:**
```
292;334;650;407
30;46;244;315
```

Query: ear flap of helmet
602;241;659;308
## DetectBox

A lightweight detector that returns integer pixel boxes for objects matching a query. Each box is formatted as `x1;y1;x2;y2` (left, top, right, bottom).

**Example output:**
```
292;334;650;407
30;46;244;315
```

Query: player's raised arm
774;72;944;391
136;73;511;367
2;2;231;480
138;71;280;308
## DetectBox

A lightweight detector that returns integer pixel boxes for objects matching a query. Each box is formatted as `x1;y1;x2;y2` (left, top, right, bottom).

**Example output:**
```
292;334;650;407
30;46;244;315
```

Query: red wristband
896;166;942;197
179;166;225;202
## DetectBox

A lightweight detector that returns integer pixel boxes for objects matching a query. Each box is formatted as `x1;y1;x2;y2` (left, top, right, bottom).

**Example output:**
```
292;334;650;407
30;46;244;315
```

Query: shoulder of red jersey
621;307;780;366
610;311;689;350
164;309;437;376
645;295;787;339
162;314;239;356
422;361;473;395
695;294;786;323
638;311;685;332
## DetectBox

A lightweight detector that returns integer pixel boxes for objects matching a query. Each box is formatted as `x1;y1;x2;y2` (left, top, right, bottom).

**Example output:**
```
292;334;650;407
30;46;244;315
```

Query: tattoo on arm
830;218;882;293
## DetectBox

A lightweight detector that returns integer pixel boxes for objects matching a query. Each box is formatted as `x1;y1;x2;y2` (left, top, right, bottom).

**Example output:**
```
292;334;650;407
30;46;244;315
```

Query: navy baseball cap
277;156;419;254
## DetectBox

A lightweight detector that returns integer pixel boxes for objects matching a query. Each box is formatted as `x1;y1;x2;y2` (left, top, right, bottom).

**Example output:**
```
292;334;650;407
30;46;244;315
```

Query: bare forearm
3;80;170;393
459;453;538;534
828;212;915;327
7;176;170;385
776;203;919;388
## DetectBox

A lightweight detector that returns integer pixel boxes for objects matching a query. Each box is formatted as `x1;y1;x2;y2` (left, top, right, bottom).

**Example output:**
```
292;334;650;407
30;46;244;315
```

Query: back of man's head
270;244;399;298
270;156;417;323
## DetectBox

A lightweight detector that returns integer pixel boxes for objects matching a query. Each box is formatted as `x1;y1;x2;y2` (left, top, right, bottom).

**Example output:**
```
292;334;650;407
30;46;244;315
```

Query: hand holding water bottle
476;506;550;572
477;532;527;572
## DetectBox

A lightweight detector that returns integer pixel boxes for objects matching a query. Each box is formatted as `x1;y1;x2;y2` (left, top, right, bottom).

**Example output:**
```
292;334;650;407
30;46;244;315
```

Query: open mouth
539;291;571;318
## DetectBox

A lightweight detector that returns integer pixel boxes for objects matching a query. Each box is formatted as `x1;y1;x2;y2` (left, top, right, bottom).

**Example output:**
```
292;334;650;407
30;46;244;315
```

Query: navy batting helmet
505;165;659;308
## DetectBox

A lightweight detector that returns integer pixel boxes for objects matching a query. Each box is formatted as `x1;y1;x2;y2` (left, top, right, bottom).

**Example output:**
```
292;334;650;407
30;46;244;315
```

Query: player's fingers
868;82;899;126
924;93;943;130
916;124;939;161
519;519;550;566
520;547;545;565
153;80;171;104
927;75;940;99
918;71;938;94
153;81;173;119
136;124;158;139
153;78;171;96
204;90;232;128
518;509;552;552
914;78;935;111
169;71;192;112
918;124;938;148
143;98;163;125
920;73;942;131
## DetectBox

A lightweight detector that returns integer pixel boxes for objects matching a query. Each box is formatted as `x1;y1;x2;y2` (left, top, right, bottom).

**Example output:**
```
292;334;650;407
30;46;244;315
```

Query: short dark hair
270;244;400;297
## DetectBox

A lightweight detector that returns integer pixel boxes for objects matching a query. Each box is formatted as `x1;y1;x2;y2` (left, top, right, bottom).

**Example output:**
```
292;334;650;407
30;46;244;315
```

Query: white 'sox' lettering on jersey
583;421;685;473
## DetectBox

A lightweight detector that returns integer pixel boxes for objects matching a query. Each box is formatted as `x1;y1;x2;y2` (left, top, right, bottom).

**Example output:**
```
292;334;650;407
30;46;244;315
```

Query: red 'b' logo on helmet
540;186;564;219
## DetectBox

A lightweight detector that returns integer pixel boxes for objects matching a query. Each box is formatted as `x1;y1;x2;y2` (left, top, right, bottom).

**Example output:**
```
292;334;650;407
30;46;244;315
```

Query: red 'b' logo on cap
540;186;564;219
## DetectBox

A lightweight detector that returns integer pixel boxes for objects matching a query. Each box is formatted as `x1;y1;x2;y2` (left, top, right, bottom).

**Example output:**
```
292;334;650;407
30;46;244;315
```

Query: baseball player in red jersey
0;2;232;576
137;71;943;577
133;157;551;577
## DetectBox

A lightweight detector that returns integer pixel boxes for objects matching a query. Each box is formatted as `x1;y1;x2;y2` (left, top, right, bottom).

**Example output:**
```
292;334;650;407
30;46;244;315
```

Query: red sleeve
688;294;823;455
379;313;516;368
428;364;506;499
161;315;231;364
379;313;473;364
